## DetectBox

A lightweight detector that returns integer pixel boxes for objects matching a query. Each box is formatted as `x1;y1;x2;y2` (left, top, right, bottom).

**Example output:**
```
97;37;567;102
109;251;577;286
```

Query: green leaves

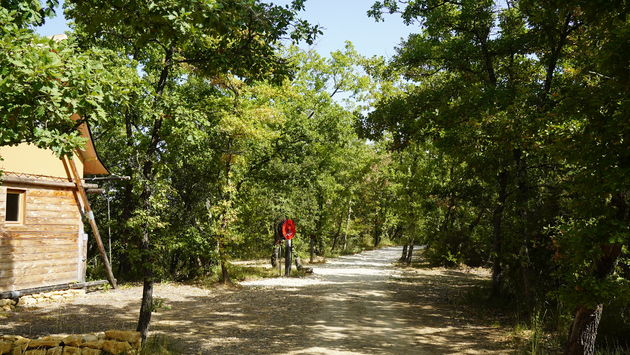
66;0;320;83
1;0;59;28
0;7;139;156
32;127;87;156
366;2;630;340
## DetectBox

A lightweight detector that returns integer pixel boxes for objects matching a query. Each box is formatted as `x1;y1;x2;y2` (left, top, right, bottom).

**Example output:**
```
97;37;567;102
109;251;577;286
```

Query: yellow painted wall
0;144;84;179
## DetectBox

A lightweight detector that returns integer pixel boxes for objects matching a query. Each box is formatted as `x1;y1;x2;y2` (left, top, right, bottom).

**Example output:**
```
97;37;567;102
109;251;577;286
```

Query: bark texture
136;241;153;340
400;245;408;261
565;304;603;355
406;244;415;265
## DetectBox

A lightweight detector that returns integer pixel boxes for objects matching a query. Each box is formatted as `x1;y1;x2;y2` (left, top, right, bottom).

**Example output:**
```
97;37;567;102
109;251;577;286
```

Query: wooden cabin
0;121;108;293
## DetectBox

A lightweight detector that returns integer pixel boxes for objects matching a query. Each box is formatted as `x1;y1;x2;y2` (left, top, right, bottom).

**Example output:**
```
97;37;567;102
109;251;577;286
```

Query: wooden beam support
64;156;117;289
0;175;99;189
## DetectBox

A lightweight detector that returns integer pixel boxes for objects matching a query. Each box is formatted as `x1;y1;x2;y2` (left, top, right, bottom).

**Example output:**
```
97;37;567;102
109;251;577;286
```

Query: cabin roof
73;115;109;175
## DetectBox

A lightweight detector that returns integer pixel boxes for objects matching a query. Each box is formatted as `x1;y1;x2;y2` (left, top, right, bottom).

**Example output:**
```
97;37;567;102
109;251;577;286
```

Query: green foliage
1;0;58;28
366;0;629;349
65;0;321;82
81;25;393;283
63;0;325;286
151;297;171;312
0;5;137;156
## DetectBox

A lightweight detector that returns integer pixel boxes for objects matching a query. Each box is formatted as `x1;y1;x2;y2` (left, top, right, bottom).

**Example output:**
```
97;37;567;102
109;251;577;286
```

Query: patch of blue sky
37;0;416;60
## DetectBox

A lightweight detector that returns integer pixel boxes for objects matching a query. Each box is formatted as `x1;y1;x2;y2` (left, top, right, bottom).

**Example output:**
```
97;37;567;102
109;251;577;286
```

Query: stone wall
0;289;85;312
19;289;86;307
0;330;141;355
0;299;17;312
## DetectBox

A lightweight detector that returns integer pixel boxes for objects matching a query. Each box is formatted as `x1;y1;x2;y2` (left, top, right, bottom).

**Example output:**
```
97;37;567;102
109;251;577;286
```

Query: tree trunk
491;170;508;297
330;212;344;252
284;239;292;277
136;230;153;341
566;194;626;353
135;47;173;342
400;245;408;261
565;304;603;355
220;258;230;284
373;233;381;248
136;170;157;341
406;244;415;265
271;245;279;267
136;277;153;340
565;243;623;353
342;202;352;251
372;208;382;247
219;240;230;284
330;234;340;252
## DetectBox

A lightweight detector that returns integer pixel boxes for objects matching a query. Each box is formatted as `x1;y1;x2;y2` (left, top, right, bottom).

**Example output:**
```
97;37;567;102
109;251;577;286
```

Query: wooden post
278;244;283;276
65;156;117;289
285;239;292;277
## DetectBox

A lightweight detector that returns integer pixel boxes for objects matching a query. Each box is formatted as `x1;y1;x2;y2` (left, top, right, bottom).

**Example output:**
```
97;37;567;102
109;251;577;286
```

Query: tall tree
64;0;319;339
544;2;629;352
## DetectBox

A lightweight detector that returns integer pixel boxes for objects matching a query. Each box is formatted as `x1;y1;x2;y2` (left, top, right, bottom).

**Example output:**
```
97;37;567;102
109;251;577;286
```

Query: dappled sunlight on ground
1;247;512;354
234;247;509;354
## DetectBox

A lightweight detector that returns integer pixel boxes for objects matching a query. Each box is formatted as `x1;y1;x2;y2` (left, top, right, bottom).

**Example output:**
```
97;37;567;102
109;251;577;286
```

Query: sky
36;0;417;59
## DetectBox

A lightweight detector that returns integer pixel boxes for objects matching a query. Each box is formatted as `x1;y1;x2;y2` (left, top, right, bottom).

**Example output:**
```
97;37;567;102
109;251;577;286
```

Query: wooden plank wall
0;183;83;292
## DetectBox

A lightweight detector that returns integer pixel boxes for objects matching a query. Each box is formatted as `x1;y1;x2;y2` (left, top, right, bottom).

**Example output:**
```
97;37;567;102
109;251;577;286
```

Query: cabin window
5;189;25;223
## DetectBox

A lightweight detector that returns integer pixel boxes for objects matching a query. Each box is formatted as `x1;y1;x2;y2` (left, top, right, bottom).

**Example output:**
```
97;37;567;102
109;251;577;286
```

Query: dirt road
1;247;512;354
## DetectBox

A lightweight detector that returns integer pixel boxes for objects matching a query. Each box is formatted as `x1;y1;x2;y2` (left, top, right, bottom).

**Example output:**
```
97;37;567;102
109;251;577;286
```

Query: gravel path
1;247;512;354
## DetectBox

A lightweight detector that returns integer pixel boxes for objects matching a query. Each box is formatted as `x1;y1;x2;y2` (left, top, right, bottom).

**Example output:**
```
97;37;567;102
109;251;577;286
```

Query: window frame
5;189;26;225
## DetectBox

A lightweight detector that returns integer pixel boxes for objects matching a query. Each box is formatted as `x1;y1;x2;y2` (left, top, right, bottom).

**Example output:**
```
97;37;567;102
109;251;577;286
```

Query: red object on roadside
282;219;296;240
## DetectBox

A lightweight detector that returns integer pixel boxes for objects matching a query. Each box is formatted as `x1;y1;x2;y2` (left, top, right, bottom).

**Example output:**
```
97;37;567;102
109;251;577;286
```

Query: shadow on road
1;247;512;354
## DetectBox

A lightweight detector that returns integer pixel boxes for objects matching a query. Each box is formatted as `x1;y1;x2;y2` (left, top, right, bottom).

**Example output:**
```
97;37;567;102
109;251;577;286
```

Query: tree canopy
1;0;628;352
0;5;136;156
365;0;629;352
